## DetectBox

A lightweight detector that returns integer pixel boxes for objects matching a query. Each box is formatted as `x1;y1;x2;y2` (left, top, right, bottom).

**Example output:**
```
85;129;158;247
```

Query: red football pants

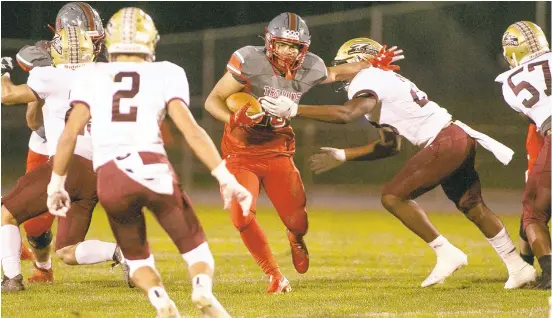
226;155;308;235
526;123;545;180
22;149;55;237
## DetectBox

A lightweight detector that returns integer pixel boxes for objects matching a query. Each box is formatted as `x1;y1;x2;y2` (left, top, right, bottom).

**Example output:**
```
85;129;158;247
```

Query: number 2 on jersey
112;72;140;122
507;60;551;108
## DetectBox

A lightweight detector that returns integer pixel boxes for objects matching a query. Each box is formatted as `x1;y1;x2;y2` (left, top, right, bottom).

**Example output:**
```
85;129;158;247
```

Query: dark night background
1;1;551;190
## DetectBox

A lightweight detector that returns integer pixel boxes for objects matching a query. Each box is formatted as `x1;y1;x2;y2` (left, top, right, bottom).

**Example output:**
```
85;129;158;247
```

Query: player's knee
232;214;254;232
381;194;402;212
126;254;157;278
519;220;529;241
55;245;78;265
456;195;482;214
1;205;18;226
27;230;53;249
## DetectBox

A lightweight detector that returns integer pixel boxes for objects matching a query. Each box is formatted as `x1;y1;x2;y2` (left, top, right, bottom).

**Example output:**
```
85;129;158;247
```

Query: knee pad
182;242;215;270
126;254;156;278
27;230;53;249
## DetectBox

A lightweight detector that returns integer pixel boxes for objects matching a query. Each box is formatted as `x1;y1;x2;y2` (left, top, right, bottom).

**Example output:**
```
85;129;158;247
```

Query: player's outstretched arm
297;95;378;124
309;127;401;174
48;102;90;217
205;72;245;124
168;99;252;215
26;100;44;131
1;75;39;105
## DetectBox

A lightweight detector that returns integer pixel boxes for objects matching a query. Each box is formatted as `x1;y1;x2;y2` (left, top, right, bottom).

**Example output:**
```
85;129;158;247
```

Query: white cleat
192;284;230;318
504;263;538;289
421;248;468;288
156;299;181;318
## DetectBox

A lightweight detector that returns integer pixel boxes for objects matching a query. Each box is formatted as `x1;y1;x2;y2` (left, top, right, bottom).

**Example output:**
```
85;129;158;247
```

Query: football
225;92;263;116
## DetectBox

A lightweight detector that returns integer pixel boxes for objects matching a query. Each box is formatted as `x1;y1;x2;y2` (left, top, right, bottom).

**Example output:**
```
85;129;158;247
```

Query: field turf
2;204;549;317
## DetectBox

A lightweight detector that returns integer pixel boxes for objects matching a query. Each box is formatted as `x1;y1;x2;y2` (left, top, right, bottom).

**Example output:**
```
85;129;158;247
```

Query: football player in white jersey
48;8;251;317
495;21;551;289
1;26;128;293
265;37;538;289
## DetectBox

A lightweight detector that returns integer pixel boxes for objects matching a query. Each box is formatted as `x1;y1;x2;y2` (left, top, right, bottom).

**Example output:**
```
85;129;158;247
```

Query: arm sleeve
163;62;190;107
26;68;52;100
226;47;251;85
347;69;387;103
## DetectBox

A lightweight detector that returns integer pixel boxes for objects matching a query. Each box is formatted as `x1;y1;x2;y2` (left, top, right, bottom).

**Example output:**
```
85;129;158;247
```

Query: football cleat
191;276;230;318
111;245;134;288
27;263;54;283
421;247;468;287
267;275;292;294
156;299;181;318
287;230;309;274
504;262;537;289
1;274;25;292
533;272;552;290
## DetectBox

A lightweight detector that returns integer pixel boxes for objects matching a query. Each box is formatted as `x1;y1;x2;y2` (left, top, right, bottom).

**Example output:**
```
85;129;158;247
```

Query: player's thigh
383;125;473;200
96;161;150;259
23;213;55;237
54;198;96;250
25;150;49;173
226;158;262;229
2;161;52;224
262;156;307;231
148;185;207;254
522;136;551;228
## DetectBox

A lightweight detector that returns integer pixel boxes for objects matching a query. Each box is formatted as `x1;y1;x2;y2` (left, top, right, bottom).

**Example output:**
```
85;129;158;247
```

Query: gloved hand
1;57;14;75
211;160;253;216
259;95;298;119
47;172;71;217
308;147;347;175
370;45;404;71
229;103;264;130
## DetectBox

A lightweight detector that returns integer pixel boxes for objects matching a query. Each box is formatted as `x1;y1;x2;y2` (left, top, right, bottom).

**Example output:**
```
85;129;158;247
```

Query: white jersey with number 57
69;61;190;171
495;52;552;133
347;67;452;147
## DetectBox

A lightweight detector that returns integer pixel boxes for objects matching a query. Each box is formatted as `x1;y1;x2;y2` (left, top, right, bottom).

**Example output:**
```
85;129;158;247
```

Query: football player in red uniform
205;12;402;293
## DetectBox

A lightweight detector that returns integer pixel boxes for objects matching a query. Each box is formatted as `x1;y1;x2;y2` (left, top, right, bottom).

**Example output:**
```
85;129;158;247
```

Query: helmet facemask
264;13;311;80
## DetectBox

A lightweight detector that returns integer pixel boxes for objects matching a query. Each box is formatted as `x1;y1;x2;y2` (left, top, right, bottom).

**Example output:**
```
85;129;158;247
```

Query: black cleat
2;274;25;292
534;273;552;290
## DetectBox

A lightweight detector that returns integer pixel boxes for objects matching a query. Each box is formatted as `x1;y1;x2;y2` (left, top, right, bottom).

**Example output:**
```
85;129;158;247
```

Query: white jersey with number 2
69;61;190;171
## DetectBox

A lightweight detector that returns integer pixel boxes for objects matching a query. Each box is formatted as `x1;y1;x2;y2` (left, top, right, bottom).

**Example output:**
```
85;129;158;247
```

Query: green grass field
2;205;549;317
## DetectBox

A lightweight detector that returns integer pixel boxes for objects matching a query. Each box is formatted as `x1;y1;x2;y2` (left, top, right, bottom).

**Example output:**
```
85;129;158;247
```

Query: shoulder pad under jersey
16;41;53;71
300;52;328;85
227;46;269;83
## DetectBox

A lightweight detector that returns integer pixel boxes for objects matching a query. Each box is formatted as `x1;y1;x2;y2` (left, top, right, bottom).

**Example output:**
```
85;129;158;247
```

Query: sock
538;255;551;276
240;218;281;277
75;240;117;265
520;253;535;266
192;273;213;294
1;224;22;278
147;286;171;310
487;227;525;272
36;258;52;270
428;235;451;257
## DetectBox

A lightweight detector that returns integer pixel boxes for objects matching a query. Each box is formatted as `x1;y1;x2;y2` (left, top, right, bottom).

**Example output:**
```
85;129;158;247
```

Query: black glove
1;57;14;75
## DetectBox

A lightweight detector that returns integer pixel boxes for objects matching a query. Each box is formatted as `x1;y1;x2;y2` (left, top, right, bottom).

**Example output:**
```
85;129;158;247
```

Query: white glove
211;160;252;216
260;95;298;119
47;172;71;217
308;147;347;175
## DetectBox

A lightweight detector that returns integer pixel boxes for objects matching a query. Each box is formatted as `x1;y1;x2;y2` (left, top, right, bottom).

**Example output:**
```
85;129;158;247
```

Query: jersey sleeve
303;53;328;86
347;68;388;102
26;67;55;100
163;62;190;107
226;46;253;85
69;66;96;108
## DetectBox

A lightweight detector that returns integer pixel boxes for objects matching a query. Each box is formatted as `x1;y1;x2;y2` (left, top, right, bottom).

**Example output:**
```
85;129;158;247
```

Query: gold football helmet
332;38;383;66
502;21;550;68
105;7;159;60
50;26;95;67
